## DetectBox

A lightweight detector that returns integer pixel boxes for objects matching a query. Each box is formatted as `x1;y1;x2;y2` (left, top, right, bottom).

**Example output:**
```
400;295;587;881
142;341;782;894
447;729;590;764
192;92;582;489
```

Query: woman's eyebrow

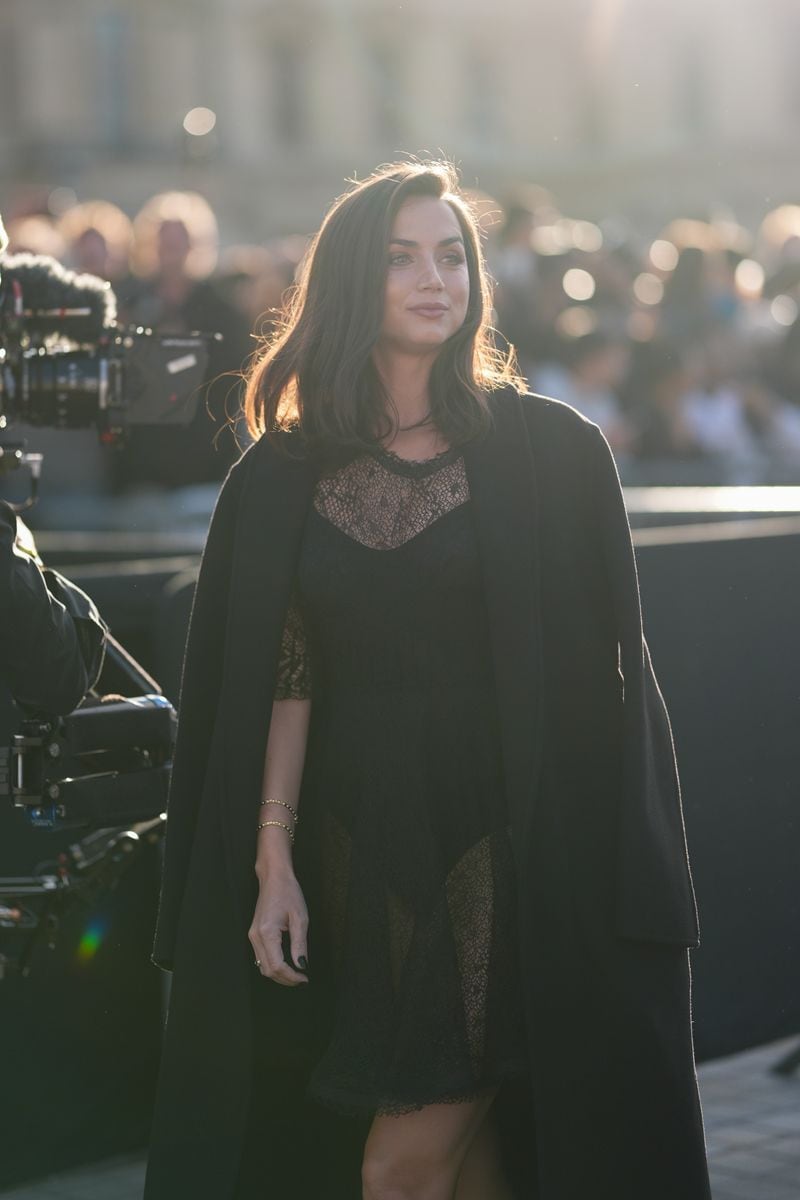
388;236;465;247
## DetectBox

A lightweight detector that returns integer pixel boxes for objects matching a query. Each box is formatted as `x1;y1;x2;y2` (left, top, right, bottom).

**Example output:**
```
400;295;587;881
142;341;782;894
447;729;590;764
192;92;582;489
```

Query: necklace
396;411;433;431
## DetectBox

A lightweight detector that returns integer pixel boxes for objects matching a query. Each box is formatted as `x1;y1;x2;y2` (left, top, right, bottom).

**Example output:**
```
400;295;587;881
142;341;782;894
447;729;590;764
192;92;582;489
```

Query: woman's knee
360;1090;500;1200
361;1149;457;1200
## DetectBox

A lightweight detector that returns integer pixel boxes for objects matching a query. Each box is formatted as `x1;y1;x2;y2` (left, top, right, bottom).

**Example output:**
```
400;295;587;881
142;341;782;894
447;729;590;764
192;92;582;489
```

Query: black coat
144;388;711;1199
0;500;107;745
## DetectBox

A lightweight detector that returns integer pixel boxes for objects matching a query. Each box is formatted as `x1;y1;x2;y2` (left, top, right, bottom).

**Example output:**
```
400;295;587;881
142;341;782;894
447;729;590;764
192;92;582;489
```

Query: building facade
1;0;798;238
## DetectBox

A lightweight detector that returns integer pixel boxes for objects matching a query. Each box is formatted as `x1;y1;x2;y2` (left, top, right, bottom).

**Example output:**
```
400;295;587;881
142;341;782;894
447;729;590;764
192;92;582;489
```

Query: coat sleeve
151;451;252;971
583;421;701;948
0;501;107;714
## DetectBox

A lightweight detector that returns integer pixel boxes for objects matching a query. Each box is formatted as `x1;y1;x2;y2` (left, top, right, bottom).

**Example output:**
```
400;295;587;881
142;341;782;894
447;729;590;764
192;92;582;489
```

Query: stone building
0;0;797;237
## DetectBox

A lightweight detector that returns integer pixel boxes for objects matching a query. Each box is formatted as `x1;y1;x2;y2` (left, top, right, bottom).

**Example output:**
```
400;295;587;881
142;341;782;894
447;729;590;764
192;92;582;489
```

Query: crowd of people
4;185;800;491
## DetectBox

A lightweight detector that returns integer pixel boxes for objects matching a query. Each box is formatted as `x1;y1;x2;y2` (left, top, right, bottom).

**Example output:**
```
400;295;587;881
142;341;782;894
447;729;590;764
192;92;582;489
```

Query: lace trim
273;449;469;699
368;441;462;477
273;589;313;700
307;1063;530;1118
314;451;469;550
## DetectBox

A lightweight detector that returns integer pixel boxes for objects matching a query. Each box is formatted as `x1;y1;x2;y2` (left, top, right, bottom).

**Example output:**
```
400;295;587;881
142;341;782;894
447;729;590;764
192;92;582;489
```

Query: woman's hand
249;866;309;987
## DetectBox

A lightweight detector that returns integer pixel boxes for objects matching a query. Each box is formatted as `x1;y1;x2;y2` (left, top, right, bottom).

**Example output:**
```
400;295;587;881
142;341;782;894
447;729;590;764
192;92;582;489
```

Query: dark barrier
636;518;800;1062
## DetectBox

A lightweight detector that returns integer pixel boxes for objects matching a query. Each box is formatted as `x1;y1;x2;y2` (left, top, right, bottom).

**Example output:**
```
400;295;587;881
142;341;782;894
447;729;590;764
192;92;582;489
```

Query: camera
0;250;217;443
0;244;191;977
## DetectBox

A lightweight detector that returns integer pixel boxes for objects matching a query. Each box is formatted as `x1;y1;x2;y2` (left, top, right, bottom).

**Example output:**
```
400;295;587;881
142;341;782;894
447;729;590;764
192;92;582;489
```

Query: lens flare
76;916;110;964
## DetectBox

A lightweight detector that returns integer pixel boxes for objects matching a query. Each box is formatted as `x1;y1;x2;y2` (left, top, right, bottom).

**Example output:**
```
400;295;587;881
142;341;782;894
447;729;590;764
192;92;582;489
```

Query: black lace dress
274;440;529;1117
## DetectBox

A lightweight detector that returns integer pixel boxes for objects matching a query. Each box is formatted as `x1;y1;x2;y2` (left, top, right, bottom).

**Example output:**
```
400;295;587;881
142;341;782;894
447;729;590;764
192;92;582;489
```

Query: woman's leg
454;1098;516;1200
361;1086;500;1200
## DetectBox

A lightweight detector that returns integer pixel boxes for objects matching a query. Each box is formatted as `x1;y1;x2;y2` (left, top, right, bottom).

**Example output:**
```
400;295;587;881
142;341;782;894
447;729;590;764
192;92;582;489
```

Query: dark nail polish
297;955;308;971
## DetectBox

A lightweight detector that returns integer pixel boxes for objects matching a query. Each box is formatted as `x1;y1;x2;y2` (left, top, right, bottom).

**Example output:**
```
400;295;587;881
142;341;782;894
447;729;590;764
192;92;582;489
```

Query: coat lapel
220;393;544;926
462;390;544;871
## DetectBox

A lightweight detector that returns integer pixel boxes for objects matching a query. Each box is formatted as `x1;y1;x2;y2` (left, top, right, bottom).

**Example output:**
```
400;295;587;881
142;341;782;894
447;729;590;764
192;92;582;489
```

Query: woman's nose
418;260;445;290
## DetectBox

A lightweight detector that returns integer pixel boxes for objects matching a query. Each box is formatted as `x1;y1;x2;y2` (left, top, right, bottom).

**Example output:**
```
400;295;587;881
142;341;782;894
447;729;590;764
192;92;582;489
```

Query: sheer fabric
271;442;529;1115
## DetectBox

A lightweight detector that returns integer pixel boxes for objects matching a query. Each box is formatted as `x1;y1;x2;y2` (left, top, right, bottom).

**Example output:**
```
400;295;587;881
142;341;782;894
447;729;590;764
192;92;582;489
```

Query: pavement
1;1034;798;1199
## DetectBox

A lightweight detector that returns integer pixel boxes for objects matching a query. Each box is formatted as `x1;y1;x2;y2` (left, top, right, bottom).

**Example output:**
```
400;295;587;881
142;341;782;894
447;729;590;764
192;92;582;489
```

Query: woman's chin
377;329;455;358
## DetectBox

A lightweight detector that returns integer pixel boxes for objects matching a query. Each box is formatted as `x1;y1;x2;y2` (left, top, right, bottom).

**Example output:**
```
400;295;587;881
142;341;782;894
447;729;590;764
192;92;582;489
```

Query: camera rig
0;249;209;978
0;632;175;979
0;251;220;461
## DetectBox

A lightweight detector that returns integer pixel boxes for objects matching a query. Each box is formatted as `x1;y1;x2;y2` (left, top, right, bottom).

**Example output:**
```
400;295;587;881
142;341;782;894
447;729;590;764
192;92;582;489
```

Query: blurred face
75;228;109;277
157;219;191;271
377;195;470;357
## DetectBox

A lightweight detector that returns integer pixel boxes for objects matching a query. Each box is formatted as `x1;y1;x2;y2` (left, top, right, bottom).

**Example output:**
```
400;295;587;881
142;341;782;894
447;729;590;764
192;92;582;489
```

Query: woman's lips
410;304;449;317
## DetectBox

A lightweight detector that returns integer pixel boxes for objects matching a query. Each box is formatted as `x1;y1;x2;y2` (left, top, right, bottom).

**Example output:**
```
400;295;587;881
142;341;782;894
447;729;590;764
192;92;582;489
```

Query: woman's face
377;195;470;356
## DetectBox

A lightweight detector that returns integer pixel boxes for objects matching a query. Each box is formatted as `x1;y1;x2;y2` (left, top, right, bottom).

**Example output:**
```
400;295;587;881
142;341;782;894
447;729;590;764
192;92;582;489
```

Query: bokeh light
633;272;664;305
770;295;798;326
562;268;596;301
734;258;765;298
47;186;78;217
649;239;680;272
571;220;604;252
555;306;598;337
183;107;217;137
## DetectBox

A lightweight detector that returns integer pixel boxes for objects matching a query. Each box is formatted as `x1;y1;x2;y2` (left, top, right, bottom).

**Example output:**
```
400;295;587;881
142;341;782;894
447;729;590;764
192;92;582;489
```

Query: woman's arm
255;696;311;880
249;697;312;986
249;590;314;986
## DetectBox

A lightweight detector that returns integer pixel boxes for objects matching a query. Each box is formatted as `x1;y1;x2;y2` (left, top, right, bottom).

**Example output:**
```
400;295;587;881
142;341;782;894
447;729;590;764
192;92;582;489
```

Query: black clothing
0;499;106;744
144;388;710;1200
275;442;528;1115
0;498;108;888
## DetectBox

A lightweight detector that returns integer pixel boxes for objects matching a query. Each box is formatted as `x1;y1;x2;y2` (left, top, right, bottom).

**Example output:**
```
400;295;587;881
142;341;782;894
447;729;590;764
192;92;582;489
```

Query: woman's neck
372;346;436;429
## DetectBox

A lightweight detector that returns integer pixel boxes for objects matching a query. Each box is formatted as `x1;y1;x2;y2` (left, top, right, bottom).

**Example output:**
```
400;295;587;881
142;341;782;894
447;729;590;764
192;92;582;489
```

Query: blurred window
578;72;608;149
463;51;498;141
676;43;710;140
0;26;17;136
272;39;307;146
369;43;402;146
95;10;129;147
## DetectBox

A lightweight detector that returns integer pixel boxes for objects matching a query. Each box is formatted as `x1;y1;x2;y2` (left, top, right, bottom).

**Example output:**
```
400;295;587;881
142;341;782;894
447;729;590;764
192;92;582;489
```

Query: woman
144;162;711;1200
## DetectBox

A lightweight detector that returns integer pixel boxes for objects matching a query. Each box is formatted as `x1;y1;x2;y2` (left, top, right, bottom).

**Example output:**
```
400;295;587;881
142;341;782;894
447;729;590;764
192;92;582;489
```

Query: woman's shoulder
231;425;308;469
490;383;603;443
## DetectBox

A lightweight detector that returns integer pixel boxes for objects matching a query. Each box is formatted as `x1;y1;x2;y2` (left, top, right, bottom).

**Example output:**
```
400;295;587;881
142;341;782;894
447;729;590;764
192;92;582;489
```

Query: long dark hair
242;159;526;460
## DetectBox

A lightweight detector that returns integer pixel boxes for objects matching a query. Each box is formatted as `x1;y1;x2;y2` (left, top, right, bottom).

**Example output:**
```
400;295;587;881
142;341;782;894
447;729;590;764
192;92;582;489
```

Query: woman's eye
389;252;412;265
442;253;465;265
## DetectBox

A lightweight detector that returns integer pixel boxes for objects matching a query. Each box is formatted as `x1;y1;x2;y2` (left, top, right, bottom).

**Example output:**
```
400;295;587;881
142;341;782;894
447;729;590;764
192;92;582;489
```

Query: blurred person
756;317;800;477
590;239;641;322
756;204;800;283
533;329;635;452
762;234;800;301
4;214;65;261
705;247;744;327
682;327;769;482
145;160;710;1200
659;245;720;348
216;242;295;340
761;313;800;403
620;340;705;461
489;201;541;364
113;190;251;491
56;199;135;295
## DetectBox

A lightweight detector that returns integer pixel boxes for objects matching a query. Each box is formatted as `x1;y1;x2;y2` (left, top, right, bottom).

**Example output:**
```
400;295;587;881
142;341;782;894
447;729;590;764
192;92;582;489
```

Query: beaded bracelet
259;796;299;823
257;819;295;844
